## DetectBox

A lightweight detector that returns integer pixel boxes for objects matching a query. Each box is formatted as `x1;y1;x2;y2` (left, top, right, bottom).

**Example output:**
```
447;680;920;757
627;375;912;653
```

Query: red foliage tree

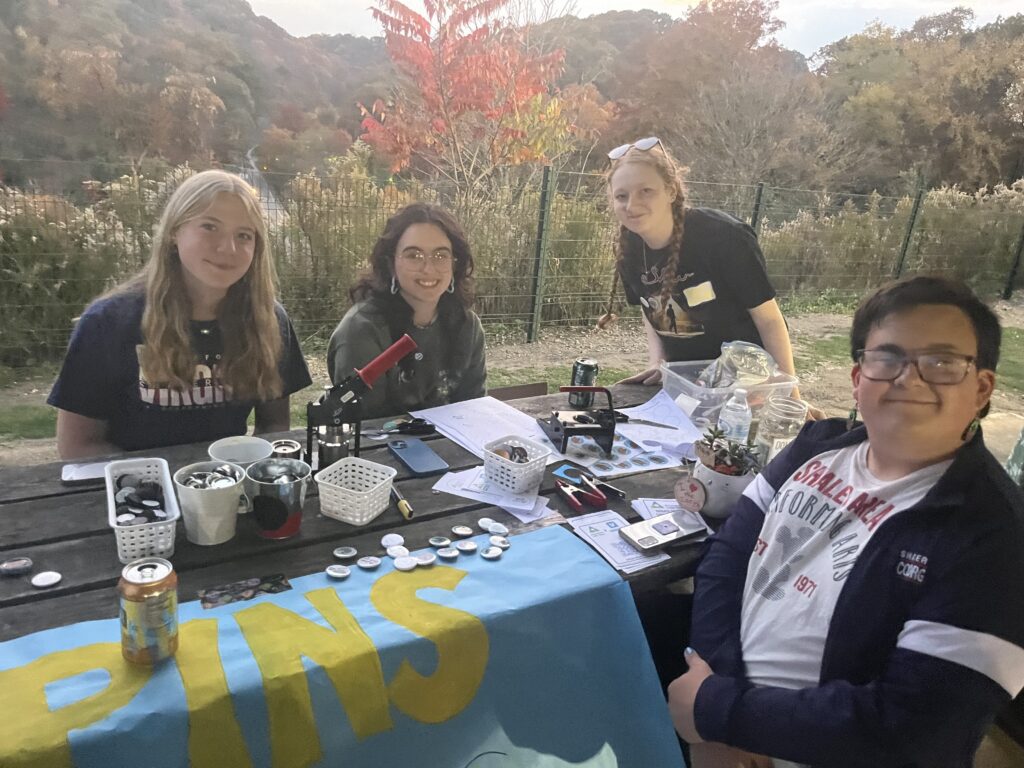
362;0;565;184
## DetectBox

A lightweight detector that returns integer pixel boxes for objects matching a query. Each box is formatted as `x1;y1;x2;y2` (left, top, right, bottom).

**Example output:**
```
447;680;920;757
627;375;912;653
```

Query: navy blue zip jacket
690;418;1024;767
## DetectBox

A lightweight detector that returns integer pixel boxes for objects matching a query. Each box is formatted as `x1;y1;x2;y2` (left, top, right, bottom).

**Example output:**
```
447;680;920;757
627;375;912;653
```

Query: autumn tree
360;0;568;187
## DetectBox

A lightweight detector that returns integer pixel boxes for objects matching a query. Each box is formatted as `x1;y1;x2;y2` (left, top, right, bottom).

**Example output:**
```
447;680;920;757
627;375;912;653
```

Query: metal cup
246;458;311;540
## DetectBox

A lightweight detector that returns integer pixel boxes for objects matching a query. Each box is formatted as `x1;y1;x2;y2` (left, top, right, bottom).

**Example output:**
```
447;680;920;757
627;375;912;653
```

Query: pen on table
391;485;414;520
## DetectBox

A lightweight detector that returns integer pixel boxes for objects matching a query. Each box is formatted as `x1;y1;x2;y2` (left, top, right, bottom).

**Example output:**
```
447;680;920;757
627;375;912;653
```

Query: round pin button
386;545;410;559
477;517;496;531
489;535;511;550
416;552;437;566
333;546;358;561
487;522;509;536
480;546;502;560
455;540;478;554
381;533;405;548
451;525;474;538
116;513;135;525
325;564;351;580
428;536;451;548
0;556;33;577
436;547;459;560
357;556;382;570
393;556;418;572
31;571;62;588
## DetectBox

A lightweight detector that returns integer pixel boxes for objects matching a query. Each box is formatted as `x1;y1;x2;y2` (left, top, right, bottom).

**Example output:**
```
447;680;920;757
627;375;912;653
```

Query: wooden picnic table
0;384;703;642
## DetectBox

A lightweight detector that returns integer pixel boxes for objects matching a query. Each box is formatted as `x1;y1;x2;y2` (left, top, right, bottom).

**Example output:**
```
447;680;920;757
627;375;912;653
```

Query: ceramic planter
693;460;756;518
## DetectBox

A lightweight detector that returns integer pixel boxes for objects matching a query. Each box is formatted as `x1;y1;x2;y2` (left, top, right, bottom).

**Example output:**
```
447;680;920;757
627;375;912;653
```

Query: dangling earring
846;404;858;431
961;416;980;442
447;278;455;294
390;276;399;295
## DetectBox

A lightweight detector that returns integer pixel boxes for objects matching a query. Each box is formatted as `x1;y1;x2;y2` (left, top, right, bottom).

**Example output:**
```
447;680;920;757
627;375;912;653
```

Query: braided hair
599;145;689;328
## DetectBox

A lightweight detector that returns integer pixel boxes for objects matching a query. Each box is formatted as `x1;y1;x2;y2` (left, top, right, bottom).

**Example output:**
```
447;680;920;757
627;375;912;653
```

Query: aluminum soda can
271;439;303;460
118;557;179;664
568;358;599;408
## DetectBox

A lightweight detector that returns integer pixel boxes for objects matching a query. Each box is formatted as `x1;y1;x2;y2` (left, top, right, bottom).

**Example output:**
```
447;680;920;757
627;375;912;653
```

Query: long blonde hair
131;170;283;400
601;145;689;326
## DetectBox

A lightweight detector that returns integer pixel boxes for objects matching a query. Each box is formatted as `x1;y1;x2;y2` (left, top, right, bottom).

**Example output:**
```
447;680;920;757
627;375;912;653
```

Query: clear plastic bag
697;341;780;389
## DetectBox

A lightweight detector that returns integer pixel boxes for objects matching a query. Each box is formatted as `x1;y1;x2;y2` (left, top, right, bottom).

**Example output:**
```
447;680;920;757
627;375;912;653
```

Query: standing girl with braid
605;138;804;401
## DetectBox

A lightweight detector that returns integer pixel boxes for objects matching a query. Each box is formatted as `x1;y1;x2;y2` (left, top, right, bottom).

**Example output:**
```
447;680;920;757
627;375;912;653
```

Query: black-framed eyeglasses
856;348;976;384
608;136;664;160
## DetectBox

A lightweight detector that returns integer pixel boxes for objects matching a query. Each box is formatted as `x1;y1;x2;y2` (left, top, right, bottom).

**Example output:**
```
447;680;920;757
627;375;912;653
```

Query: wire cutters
556;478;607;513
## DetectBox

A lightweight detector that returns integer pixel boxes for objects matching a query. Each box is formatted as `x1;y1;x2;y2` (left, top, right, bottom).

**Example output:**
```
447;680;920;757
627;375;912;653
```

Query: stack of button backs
491;444;529;463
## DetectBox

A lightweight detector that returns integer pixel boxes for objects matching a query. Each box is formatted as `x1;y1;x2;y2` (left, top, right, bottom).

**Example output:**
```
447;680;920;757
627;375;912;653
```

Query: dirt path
4;304;1024;466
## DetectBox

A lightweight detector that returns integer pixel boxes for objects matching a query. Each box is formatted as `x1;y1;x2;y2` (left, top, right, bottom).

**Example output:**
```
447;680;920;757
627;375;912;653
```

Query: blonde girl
50;170;311;458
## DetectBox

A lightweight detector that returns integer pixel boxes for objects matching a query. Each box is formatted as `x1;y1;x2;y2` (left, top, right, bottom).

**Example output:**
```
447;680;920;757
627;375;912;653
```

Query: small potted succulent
692;426;763;518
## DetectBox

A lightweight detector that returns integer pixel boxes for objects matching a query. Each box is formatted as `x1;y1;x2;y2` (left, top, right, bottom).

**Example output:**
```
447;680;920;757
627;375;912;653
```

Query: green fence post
527;165;554;343
750;182;766;234
1002;217;1024;300
894;188;925;279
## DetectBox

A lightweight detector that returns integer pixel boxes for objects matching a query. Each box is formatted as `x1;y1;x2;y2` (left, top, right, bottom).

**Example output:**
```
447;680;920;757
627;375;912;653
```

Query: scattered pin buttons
31;571;62;589
333;546;358;561
451;525;474;538
480;546;502;560
0;556;33;577
393;556;418;572
381;533;405;548
357;556;382;571
489;535;511;550
416;552;437;566
488;522;509;536
436;547;459;560
386;545;410;559
325;565;351;580
455;540;478;554
477;517;496;531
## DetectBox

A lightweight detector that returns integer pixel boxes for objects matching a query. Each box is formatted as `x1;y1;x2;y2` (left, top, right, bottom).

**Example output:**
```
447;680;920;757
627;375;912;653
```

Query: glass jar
754;396;808;464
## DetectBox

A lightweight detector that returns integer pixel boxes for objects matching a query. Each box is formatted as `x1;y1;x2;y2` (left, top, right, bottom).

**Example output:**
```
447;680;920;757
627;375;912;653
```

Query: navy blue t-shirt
48;291;312;451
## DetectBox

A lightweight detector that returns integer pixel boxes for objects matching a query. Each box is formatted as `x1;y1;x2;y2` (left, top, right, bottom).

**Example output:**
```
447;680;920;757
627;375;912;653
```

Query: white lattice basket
483;435;550;494
315;457;397;526
105;458;180;564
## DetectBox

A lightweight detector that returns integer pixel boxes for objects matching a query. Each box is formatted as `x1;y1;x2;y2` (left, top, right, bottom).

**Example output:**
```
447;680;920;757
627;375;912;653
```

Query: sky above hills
247;0;1018;57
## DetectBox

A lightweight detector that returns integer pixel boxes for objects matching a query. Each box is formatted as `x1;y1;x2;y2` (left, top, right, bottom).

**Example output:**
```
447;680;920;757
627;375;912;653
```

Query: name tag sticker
683;281;716;307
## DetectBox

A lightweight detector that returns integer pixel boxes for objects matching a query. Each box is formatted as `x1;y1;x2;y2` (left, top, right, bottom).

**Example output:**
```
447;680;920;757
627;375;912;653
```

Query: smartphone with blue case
388;438;449;476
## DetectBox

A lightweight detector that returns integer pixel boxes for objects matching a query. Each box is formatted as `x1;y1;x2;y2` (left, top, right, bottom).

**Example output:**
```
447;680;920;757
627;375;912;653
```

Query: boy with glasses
671;275;1024;767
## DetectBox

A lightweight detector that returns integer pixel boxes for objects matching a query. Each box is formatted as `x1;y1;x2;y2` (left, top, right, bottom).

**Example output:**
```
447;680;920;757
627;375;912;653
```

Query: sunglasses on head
607;136;664;160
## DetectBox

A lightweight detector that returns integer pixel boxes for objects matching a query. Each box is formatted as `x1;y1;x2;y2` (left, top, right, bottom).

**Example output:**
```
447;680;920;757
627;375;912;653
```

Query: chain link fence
2;157;1023;367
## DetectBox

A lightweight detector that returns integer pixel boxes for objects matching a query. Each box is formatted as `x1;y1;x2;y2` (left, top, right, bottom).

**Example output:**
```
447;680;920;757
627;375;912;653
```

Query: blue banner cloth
0;524;685;768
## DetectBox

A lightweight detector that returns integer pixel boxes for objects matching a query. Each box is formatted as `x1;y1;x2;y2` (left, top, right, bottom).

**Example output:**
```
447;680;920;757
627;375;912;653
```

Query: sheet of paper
630;498;714;535
500;495;556;524
432;466;539;513
412;396;561;464
616;390;703;459
567;509;670;574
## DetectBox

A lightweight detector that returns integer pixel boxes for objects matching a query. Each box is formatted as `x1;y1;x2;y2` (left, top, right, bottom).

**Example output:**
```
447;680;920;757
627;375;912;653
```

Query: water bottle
717;388;752;443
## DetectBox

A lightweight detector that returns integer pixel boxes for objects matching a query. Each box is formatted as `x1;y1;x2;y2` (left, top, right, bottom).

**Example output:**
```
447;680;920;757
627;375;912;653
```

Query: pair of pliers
556;478;607;513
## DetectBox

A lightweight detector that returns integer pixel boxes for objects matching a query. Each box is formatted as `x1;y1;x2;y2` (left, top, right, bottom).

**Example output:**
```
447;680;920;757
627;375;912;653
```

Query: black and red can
568;358;600;408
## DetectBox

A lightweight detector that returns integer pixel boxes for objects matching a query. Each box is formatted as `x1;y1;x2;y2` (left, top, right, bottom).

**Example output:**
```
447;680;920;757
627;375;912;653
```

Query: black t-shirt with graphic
618;207;775;361
48;290;312;451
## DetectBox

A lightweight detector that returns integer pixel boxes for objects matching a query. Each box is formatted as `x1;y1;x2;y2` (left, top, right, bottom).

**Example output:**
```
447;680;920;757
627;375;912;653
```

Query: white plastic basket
483;435;550;494
315;457;397;526
105;458;180;564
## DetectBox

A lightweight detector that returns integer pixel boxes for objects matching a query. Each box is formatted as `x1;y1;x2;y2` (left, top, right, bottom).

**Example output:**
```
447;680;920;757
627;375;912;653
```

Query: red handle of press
357;334;418;388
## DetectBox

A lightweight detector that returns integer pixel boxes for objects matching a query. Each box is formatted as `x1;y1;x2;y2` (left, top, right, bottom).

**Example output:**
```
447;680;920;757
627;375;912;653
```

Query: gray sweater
327;298;487;420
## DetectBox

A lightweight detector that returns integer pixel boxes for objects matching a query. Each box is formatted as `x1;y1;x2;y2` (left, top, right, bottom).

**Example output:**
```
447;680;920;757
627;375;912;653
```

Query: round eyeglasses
857;349;976;385
398;249;453;267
